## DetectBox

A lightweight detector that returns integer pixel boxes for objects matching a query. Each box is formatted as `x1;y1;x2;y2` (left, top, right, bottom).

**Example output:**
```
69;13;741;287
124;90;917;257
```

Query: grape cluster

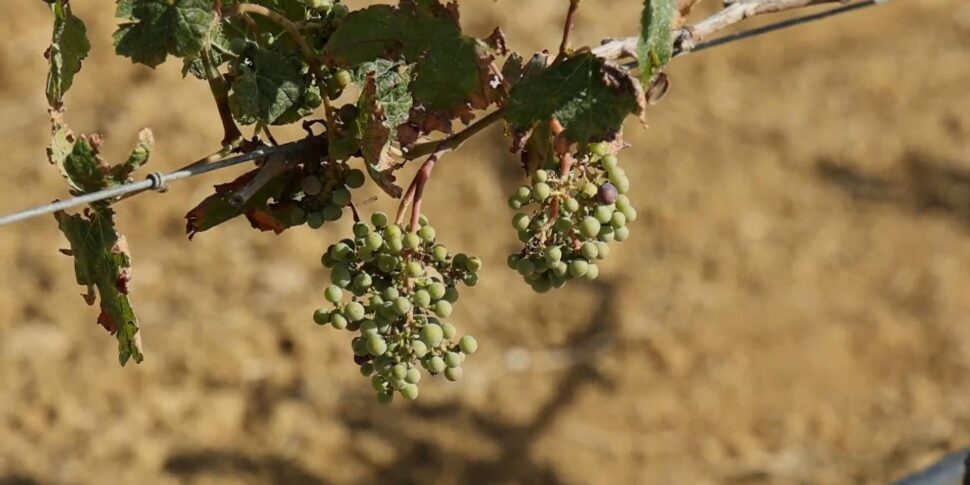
507;142;637;292
314;213;480;403
298;163;365;229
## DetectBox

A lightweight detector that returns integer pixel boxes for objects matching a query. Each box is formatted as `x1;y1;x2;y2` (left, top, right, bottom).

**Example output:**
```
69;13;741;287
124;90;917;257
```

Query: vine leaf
114;0;216;68
45;0;90;106
228;48;307;125
47;116;152;366
504;52;645;146
323;0;504;140
185;169;303;238
56;208;143;366
357;74;402;198
638;0;676;84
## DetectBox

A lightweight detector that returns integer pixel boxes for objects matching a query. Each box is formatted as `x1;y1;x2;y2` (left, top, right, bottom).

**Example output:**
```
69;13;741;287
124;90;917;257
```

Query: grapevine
15;0;888;400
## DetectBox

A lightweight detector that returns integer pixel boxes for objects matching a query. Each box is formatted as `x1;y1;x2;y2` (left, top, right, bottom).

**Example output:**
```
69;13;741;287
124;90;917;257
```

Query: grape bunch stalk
508;142;638;293
315;212;480;403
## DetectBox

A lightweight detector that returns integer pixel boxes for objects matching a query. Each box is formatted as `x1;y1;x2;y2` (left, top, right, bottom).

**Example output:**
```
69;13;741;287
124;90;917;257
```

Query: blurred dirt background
2;1;970;484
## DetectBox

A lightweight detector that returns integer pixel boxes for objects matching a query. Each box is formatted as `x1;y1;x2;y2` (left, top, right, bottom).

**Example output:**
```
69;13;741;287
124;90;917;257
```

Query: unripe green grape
418;225;436;243
614;225;630;241
331;263;352;287
346;169;366;189
620;204;637;222
581;242;599;260
344;301;366;322
453;253;469;269
544;246;562;264
303;175;323;196
401;233;419;250
582;182;598;198
550;274;568;288
382;286;399;300
426;356;446;374
432;244;448;262
367;336;388;356
583;263;600;280
360;362;374;377
531;277;552;293
377;254;397;273
331;2;349;20
421;323;444;346
332;69;352;89
568;259;589;278
590;142;610;157
411;339;429;358
508;197;522;210
360;319;378;336
228;37;248;55
434;300;453;318
595;205;614;224
444;367;463;381
533;182;552;202
331;242;352;261
550;261;568;277
338;104;359;124
307;211;325;229
514;186;531;201
516;258;535;276
321;253;336;269
322;204;343;222
371;374;387;391
352;273;372;291
444;351;462;368
507;254;521;270
331;313;348;330
517;230;532;243
382;224;401;239
385;236;404;255
391;364;407;380
463;272;479;286
441;321;456;339
600;154;618;171
459;335;478;355
580;217;601;238
313;308;331;325
598;225;615;242
389;378;407;391
444;285;459;303
611;211;627;228
405;367;421;384
595;241;610;259
512;213;531;231
371;211;388;227
331;187;352;206
615;194;631;210
533;258;548;274
324;285;343;303
364;232;383;250
377;390;393;404
534;170;549;183
565;197;580;213
393;296;411;316
615;176;630;194
421;284;442;302
401;384;419;400
405;261;424;277
413;289;431;308
554;217;573;234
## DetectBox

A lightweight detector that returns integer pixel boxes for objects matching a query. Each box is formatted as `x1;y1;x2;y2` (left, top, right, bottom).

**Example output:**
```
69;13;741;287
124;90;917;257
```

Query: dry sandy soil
1;1;970;484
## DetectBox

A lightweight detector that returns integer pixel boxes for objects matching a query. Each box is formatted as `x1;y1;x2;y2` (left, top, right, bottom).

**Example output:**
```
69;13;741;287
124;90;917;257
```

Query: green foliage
638;0;676;83
114;0;216;68
56;209;143;366
504;52;644;145
45;0;89;105
228;48;307;125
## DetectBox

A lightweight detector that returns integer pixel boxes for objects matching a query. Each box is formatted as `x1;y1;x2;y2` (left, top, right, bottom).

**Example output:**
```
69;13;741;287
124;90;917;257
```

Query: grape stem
557;0;582;60
409;151;441;233
201;49;242;147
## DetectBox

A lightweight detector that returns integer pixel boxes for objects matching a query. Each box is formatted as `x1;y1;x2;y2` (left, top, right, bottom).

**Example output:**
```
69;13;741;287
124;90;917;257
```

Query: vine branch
222;3;316;62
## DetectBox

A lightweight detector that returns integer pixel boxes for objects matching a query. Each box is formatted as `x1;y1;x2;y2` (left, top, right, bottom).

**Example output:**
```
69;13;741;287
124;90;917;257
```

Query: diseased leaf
356;75;402;198
352;60;413;129
505;52;645;146
47;117;154;196
323;0;503;138
114;0;216;69
638;0;676;84
46;0;90;105
228;48;307;125
185;169;303;238
55;207;143;365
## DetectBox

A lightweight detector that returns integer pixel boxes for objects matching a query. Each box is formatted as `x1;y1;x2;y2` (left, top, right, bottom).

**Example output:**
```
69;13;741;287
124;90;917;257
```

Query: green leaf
185;169;303;237
46;0;90;105
504;52;645;145
324;1;501;135
637;0;675;84
114;0;216;68
228;48;307;125
55;208;143;366
352;60;413;129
